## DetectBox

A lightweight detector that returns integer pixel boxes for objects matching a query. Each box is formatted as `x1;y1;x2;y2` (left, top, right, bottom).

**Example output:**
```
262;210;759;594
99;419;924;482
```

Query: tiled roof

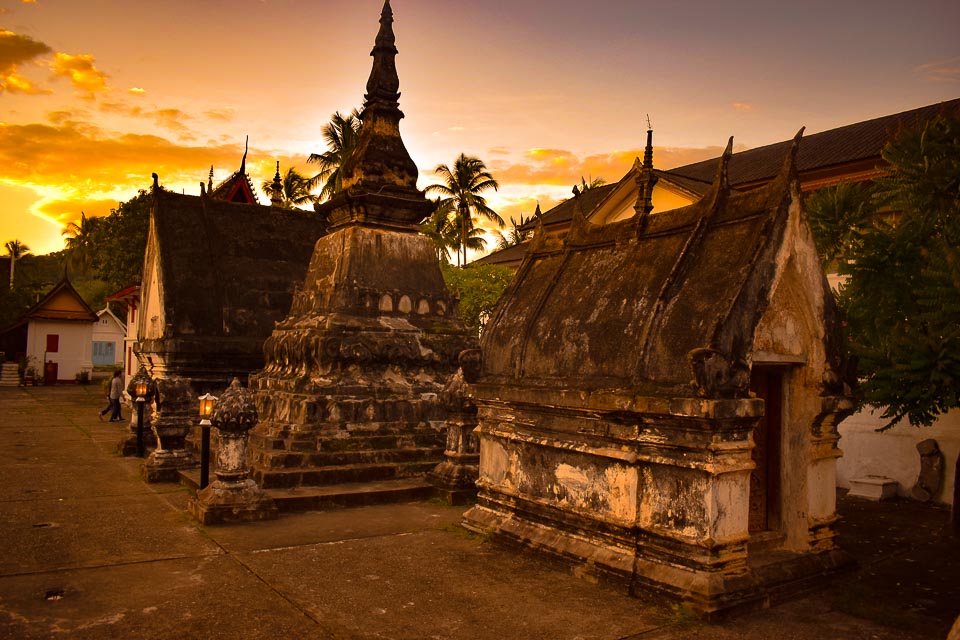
665;98;960;187
520;184;618;230
474;241;530;266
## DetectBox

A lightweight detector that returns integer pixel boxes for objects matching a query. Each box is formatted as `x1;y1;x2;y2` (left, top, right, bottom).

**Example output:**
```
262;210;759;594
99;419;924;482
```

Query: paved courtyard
0;385;956;639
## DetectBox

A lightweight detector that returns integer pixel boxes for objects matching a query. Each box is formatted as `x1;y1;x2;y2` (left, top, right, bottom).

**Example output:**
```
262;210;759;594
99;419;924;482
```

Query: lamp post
129;366;155;458
197;393;218;489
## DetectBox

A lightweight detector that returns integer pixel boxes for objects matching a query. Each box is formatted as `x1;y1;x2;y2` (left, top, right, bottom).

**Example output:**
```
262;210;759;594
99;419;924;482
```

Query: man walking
99;370;125;422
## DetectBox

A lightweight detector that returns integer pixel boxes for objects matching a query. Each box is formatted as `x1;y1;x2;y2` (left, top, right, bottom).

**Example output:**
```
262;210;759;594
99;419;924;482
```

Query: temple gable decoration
463;130;855;616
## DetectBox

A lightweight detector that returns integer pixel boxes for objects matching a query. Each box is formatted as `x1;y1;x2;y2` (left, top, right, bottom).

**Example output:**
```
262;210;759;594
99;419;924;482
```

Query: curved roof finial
240;136;249;174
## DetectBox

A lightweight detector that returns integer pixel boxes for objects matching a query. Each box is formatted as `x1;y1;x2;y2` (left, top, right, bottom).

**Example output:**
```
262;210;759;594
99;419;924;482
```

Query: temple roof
479;134;834;398
667;98;960;189
208;142;259;205
148;190;326;338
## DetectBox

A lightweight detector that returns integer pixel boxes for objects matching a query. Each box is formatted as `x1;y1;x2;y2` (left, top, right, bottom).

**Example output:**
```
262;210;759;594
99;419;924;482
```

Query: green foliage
495;214;534;250
440;263;514;334
262;166;317;209
804;181;877;269
307;109;362;201
87;190;151;290
0;252;64;327
819;108;960;429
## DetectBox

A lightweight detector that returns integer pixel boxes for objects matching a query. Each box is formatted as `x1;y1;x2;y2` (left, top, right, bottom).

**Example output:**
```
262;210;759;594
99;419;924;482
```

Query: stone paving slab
0;555;324;639
0;386;956;639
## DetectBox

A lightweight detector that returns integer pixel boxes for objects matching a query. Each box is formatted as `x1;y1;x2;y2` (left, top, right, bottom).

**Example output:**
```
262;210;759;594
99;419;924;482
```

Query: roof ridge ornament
633;124;658;234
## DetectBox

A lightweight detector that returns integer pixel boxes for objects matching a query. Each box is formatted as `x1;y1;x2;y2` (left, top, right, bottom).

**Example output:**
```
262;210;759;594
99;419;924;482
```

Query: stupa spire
324;0;429;230
363;0;401;113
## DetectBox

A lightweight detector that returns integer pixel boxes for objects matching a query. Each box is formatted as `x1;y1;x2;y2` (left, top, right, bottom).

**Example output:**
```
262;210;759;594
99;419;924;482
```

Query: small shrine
462;132;855;615
137;178;326;392
249;0;476;495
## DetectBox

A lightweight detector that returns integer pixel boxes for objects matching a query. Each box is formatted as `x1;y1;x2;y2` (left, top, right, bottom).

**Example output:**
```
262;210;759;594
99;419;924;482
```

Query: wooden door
748;367;782;533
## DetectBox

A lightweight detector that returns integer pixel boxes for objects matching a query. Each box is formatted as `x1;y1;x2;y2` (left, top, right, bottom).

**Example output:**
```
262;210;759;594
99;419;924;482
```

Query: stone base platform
180;470;435;513
848;476;899;501
463;503;854;619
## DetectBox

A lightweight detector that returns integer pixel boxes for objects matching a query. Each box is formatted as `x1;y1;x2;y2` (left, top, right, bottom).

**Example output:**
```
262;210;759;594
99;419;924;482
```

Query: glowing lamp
198;394;218;426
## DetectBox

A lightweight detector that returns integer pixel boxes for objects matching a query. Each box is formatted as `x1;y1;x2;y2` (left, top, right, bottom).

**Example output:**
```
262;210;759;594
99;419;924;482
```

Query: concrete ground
0;385;957;640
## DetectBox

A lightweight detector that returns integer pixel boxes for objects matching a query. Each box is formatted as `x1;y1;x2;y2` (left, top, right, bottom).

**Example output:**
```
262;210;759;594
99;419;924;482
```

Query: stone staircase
179;427;444;513
0;362;20;387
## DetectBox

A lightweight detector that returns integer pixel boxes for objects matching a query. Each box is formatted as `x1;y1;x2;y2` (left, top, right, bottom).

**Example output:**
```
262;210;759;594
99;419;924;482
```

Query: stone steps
0;362;20;387
254;459;440;490
179;470;434;513
251;446;445;470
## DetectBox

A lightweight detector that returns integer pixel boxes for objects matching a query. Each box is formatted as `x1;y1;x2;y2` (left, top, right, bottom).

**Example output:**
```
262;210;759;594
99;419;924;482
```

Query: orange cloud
486;146;722;190
204;109;234;122
50;52;108;96
37;197;119;227
0;28;52;93
128;87;145;94
733;102;754;111
915;57;960;83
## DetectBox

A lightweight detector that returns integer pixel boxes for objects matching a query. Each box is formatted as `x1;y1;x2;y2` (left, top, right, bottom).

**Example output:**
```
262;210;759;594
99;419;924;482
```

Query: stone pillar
141;375;196;483
429;368;479;505
188;378;277;525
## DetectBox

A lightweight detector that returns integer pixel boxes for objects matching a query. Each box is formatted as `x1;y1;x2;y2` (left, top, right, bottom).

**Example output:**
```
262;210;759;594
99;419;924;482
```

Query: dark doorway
748;367;783;533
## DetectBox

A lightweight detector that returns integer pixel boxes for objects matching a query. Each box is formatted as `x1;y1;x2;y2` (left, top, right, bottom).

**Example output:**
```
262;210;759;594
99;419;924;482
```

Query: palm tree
418;200;459;264
307;109;362;202
61;212;99;274
425;154;502;267
576;175;606;191
4;239;30;289
494;213;534;250
262;167;316;209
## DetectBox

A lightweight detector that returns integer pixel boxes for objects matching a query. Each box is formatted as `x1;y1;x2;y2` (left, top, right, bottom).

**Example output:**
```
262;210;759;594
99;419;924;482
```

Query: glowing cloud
50;52;108;96
0;28;52;93
128;87;145;94
733;102;754;111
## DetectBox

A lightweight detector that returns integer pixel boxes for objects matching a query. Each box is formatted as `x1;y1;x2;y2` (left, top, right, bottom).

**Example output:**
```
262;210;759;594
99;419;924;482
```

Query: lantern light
198;394;218;425
135;380;148;399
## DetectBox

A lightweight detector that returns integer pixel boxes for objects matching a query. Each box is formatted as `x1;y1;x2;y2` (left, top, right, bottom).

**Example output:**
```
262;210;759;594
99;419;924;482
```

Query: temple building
136;175;326;392
248;0;476;501
462;132;856;615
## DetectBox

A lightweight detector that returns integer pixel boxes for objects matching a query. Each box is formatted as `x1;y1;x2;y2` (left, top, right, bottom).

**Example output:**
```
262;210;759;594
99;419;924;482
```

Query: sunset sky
1;0;958;256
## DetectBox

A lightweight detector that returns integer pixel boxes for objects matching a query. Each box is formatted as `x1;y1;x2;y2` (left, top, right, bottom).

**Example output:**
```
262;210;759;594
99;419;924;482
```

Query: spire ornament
318;0;431;230
270;161;283;206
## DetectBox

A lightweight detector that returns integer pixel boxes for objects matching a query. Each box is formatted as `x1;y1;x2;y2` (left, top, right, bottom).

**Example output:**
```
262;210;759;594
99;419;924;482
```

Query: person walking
99;369;125;422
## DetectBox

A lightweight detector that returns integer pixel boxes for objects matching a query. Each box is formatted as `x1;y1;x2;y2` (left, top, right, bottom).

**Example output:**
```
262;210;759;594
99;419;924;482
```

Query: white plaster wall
92;315;125;366
837;408;959;505
27;320;93;381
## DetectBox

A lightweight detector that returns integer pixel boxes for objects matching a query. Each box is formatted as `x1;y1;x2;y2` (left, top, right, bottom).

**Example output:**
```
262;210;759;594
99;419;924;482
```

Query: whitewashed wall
26;320;93;382
837;408;959;506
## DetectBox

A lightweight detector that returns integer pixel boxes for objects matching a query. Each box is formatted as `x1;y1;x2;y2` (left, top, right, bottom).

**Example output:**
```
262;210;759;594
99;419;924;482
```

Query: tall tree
814;109;960;431
805;181;878;270
4;239;30;289
307;109;362;202
262;167;316;209
61;211;101;275
87;191;152;289
418;200;459;264
425;154;502;267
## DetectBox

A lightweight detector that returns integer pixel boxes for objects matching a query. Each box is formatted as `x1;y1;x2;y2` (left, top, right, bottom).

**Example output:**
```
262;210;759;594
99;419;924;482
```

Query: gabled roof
149;189;326;338
665;98;960;189
520;184;617;231
208;144;260;205
473;241;530;266
96;307;126;331
22;277;97;324
479;134;842;398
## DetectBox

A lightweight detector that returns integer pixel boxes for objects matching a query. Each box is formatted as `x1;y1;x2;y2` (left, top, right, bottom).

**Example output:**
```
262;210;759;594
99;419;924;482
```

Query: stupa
249;0;476;500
